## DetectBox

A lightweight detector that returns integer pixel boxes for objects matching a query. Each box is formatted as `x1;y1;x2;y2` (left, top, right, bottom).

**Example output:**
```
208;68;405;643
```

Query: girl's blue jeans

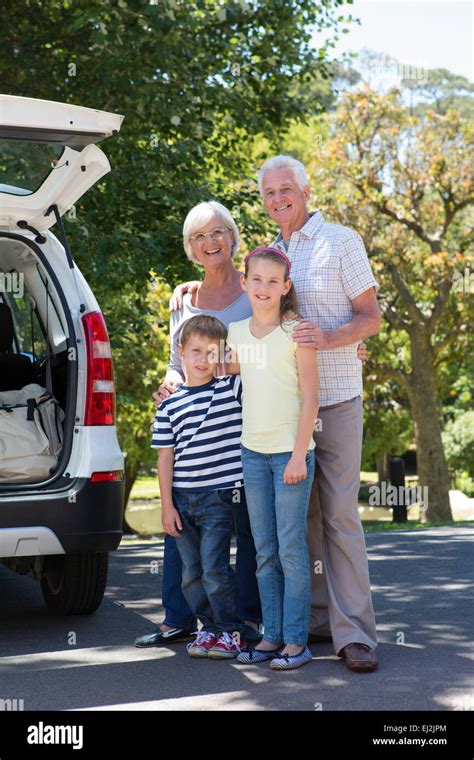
241;444;315;646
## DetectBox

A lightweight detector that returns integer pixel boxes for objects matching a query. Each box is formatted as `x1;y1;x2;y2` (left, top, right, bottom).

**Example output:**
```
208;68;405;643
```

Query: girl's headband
244;246;291;274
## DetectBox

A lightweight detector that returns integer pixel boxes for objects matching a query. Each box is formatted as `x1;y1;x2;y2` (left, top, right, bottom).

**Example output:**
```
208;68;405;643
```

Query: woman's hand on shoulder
357;342;367;362
152;379;182;407
169;281;201;311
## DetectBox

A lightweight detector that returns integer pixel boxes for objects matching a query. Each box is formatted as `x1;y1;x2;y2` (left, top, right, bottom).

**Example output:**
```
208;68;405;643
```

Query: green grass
127;474;473;537
360;471;379;484
130;475;160;500
131;472;423;501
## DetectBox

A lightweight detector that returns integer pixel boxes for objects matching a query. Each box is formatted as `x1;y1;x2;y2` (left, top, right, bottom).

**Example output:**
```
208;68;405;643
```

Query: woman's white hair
182;201;240;264
257;155;308;195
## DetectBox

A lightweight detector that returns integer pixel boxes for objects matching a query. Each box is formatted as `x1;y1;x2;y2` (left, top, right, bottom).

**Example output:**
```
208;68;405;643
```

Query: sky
314;0;474;83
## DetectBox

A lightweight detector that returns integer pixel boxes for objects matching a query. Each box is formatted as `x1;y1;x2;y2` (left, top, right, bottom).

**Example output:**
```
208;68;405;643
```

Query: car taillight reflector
81;311;116;426
91;471;124;483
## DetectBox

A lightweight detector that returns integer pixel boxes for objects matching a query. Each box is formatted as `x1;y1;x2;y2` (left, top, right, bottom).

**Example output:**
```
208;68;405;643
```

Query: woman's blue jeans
241;445;315;646
162;486;262;629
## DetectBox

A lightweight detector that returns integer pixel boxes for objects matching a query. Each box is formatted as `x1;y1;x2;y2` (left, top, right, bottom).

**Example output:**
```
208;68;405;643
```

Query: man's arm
158;448;183;538
323;286;381;349
293;287;381;351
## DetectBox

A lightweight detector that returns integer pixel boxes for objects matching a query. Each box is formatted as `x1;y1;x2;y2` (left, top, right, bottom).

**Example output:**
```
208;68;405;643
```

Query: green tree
361;392;414;481
289;57;362;116
442;411;474;479
307;87;474;521
402;67;474;120
114;278;171;528
1;0;352;508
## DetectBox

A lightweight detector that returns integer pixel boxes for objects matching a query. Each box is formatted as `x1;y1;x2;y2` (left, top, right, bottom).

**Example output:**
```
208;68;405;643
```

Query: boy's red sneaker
208;631;241;659
186;631;217;658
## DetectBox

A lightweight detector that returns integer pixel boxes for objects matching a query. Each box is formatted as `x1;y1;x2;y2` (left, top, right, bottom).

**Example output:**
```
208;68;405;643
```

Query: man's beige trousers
308;396;378;654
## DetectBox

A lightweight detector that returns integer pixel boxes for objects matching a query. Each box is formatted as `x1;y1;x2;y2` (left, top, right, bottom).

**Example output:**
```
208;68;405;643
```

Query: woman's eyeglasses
189;228;231;244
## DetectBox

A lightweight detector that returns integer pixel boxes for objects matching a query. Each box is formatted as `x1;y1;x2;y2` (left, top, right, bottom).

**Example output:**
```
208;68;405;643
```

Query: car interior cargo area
0;235;75;487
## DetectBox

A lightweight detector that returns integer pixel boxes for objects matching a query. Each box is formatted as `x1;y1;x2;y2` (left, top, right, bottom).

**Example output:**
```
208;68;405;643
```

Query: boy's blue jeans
171;487;242;635
162;486;261;630
241;445;315;646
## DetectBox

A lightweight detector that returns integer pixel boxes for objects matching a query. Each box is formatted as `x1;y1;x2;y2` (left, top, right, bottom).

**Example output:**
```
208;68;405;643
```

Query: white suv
0;95;125;614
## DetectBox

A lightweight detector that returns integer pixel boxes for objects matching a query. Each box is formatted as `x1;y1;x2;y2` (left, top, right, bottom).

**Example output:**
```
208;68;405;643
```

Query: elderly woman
165;201;252;393
134;200;261;650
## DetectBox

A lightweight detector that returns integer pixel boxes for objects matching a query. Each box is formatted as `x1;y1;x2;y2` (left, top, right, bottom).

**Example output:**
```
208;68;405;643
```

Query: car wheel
41;552;108;614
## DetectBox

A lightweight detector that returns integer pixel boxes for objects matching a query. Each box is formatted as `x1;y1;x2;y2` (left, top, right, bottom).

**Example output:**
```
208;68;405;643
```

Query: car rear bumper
0;477;124;556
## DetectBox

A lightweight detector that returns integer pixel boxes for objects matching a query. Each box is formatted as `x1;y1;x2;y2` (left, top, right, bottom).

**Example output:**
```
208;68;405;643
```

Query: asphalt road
0;526;472;711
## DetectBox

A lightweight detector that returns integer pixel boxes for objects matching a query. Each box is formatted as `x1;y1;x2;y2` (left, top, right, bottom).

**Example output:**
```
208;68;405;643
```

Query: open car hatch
0;95;124;232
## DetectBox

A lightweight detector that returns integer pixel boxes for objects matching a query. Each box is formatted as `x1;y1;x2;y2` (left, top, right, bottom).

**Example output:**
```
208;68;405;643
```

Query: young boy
151;314;244;659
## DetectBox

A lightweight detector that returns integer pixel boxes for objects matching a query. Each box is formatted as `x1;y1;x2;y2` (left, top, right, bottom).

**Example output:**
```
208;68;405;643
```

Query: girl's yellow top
227;317;316;454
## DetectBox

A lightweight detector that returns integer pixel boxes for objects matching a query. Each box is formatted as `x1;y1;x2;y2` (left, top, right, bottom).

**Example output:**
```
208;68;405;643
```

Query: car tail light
81;311;116;425
91;471;124;483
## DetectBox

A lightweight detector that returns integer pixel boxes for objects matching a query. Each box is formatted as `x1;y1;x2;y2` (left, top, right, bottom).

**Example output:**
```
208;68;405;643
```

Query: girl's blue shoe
237;645;282;664
270;645;313;670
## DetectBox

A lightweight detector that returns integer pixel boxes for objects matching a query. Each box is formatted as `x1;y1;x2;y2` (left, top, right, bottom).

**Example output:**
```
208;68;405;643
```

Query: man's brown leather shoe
340;643;379;671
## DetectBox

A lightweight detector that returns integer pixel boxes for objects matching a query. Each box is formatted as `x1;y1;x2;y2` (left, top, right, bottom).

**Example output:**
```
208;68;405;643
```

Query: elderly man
259;155;381;671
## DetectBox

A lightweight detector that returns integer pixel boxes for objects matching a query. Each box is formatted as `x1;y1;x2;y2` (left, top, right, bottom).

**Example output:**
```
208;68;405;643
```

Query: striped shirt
273;211;378;407
151;375;243;492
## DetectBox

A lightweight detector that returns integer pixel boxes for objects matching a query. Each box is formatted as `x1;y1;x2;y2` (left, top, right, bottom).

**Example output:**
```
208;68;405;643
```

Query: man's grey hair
258;155;308;196
183;200;240;264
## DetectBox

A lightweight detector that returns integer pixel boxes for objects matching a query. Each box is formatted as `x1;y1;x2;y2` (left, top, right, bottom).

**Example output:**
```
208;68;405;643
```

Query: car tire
41;552;108;615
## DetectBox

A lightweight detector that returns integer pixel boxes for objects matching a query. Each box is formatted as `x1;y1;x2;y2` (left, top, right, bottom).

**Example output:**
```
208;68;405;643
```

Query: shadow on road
0;527;472;710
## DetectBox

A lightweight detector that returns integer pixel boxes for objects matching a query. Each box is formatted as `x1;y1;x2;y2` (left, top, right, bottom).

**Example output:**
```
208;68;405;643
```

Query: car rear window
0;141;64;195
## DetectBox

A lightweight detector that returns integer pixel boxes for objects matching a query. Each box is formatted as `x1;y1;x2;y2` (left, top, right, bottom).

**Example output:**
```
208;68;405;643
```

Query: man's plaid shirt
273;211;378;407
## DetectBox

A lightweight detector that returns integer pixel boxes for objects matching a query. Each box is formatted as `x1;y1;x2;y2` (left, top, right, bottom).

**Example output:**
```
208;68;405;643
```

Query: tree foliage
0;0;352;504
305;87;474;520
443;411;474;479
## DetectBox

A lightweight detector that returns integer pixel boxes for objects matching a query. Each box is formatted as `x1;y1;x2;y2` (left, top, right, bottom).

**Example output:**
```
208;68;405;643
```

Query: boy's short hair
180;315;228;349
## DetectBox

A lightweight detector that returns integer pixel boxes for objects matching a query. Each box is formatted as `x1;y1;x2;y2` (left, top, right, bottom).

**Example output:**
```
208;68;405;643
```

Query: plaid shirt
273;211;378;407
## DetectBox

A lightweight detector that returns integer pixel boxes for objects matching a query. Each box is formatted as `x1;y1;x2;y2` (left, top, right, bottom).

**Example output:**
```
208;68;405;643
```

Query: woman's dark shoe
134;628;195;648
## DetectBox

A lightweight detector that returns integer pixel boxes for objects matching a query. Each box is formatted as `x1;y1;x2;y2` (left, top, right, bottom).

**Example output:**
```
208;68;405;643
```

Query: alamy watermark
452;267;473;294
454;695;474;711
208;340;268;370
368;481;429;511
347;53;429;85
27;722;83;750
0;697;25;710
0;272;24;298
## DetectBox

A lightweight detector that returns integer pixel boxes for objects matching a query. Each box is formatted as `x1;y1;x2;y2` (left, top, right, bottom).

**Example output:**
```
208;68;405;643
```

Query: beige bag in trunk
0;384;65;483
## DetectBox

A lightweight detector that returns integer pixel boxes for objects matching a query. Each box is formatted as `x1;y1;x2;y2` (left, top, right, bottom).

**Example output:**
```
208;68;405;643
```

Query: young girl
226;247;319;670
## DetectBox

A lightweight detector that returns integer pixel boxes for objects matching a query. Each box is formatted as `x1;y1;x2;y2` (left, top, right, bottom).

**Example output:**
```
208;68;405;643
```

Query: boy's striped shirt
151;375;243;492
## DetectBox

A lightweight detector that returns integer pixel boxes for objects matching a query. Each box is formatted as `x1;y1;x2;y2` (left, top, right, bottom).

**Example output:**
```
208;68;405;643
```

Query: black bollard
390;456;408;523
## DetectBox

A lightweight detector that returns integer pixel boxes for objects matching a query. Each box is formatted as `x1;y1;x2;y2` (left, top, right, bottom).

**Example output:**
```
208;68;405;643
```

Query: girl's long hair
244;249;301;326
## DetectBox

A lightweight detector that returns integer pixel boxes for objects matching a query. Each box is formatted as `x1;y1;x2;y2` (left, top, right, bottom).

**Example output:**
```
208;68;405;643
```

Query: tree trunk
376;452;390;483
406;329;453;522
122;458;139;534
